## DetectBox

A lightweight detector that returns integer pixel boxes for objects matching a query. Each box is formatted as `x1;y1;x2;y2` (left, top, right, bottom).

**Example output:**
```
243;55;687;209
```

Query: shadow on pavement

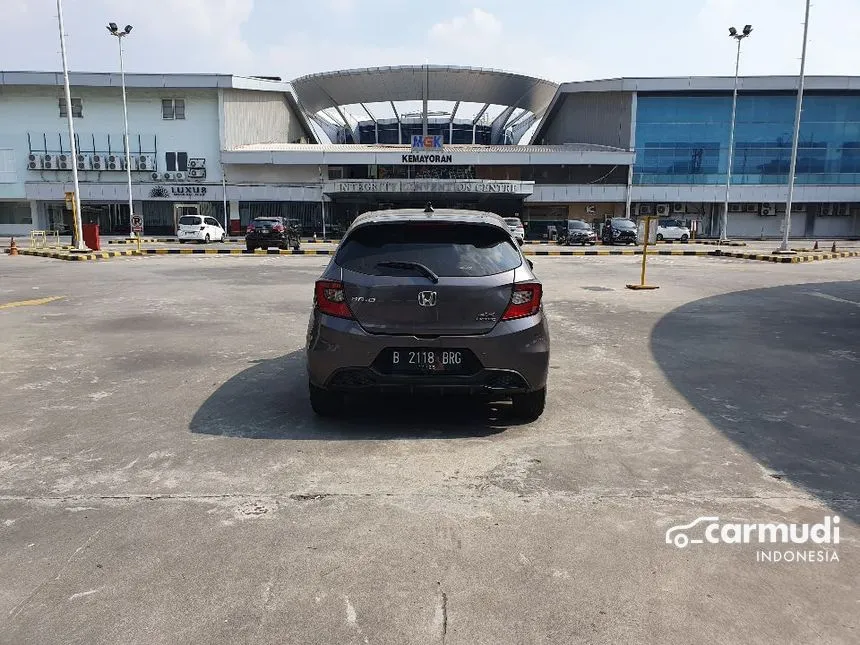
651;280;860;523
190;350;522;440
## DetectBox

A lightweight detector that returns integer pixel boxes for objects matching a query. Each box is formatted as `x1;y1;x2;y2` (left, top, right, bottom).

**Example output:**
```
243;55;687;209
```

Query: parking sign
131;214;143;233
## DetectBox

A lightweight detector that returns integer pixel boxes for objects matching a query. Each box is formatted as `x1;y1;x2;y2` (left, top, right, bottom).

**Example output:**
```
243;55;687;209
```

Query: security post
627;216;659;290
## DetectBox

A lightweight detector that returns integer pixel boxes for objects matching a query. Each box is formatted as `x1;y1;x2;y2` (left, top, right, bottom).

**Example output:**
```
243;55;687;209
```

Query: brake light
501;283;542;320
246;224;255;233
314;280;353;319
273;224;285;232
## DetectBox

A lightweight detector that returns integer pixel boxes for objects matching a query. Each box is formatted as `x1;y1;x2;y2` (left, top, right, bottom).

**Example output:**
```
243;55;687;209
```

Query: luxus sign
148;185;208;198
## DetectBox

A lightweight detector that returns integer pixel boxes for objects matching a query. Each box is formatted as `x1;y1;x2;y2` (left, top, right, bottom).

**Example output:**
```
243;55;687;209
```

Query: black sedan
245;217;300;251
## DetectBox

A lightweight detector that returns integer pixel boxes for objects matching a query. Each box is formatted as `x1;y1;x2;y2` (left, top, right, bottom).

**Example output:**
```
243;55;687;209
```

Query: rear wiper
376;261;439;284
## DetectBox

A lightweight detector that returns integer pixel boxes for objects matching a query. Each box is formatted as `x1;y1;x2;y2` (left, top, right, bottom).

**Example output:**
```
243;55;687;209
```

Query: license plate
390;349;464;373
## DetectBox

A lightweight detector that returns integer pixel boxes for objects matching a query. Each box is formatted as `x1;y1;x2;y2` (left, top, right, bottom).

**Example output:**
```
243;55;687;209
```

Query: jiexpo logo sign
665;516;841;563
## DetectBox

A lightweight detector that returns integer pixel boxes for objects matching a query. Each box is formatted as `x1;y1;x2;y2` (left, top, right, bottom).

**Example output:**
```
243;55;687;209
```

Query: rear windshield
178;216;201;226
251;218;280;227
568;220;590;229
336;223;521;278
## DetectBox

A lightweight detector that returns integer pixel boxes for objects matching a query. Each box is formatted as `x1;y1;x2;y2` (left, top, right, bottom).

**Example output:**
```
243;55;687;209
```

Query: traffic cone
8;237;18;256
812;240;818;251
831;241;837;253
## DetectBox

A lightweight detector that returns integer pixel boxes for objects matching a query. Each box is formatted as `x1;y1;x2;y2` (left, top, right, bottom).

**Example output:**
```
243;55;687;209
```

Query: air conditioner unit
744;203;757;212
655;203;670;216
188;158;206;169
760;203;775;217
27;153;42;170
637;204;654;216
76;154;91;170
820;204;836;217
174;171;185;180
42;154;54;170
107;154;121;170
672;203;685;214
150;171;160;181
188;168;206;179
124;157;139;171
57;154;71;170
91;154;104;170
728;203;743;212
163;172;174;180
137;155;155;171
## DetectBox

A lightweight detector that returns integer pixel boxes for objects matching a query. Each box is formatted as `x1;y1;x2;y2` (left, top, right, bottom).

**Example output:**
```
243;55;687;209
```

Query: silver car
306;208;550;419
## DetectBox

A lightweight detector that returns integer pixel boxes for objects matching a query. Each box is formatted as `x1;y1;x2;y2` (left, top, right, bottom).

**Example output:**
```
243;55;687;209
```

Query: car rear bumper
178;230;205;240
306;311;550;394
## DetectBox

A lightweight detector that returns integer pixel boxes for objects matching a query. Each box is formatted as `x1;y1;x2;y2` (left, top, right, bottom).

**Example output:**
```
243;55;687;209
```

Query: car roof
348;208;510;232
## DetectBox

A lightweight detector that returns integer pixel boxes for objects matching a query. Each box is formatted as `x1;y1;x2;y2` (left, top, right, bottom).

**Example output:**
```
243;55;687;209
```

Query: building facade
1;67;858;239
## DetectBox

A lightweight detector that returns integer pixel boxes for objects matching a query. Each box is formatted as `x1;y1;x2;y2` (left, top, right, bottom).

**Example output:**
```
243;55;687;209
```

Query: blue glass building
634;93;860;186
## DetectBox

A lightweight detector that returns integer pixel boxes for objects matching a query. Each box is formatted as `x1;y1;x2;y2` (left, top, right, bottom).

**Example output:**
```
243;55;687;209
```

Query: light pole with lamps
55;0;85;251
720;24;753;244
775;0;811;255
107;22;135;239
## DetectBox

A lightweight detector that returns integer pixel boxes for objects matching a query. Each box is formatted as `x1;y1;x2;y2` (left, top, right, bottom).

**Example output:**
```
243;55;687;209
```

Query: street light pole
776;0;811;254
721;24;753;244
56;0;85;251
107;23;134;238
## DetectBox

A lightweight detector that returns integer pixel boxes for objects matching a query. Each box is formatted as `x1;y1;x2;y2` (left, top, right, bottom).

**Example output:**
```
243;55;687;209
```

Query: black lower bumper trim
326;367;530;394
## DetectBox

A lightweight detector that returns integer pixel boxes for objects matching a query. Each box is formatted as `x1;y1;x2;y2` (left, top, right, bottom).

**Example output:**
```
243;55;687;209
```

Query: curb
716;250;860;263
11;249;138;261
9;247;860;263
523;249;716;257
107;237;339;245
7;248;334;260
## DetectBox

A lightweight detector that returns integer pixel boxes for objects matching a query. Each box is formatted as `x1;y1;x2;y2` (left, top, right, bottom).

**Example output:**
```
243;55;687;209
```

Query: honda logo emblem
417;291;437;307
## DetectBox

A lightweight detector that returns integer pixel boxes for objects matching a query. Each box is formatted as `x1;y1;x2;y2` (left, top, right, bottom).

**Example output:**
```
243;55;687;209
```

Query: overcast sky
1;0;858;82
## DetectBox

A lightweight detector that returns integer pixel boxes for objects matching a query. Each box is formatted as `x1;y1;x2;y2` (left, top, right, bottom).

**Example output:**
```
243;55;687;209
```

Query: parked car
245;217;301;251
559;219;598;246
602;217;638;245
504;217;526;245
177;215;226;243
656;219;691;242
306;208;550;420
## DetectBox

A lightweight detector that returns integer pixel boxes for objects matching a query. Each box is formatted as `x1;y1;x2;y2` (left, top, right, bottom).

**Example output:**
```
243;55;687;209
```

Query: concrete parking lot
0;253;858;644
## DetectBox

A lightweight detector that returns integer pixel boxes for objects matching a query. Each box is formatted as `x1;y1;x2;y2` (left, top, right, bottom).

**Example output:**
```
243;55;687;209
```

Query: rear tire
203;234;210;244
512;387;546;421
681;234;689;242
656;233;664;241
309;383;343;417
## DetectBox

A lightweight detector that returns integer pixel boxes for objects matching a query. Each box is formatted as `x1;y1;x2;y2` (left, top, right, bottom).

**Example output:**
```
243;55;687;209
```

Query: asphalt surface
0;253;858;644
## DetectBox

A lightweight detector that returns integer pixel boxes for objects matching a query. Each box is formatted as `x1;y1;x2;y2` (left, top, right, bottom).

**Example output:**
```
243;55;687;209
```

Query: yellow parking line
0;295;65;310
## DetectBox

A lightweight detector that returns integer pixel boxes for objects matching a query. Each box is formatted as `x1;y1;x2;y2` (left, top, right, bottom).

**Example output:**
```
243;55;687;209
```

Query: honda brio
306;208;550;420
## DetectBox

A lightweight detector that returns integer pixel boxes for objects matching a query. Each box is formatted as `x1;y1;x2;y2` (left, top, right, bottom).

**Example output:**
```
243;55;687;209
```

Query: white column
229;199;240;234
29;201;41;231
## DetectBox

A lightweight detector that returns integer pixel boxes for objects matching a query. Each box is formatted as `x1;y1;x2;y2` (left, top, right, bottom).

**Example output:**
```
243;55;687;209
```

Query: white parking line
806;291;860;307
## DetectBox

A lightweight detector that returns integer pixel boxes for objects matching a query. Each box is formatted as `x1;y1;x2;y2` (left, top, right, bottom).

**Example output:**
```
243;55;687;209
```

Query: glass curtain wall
634;93;860;185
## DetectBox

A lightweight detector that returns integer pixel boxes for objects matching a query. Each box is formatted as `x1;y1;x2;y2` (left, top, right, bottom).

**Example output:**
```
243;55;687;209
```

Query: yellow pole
639;218;649;286
137;231;141;253
72;198;82;249
627;216;659;290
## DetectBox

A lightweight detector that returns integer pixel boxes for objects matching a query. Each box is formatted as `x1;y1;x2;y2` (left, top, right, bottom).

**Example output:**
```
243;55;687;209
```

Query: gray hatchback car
306;207;550;419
